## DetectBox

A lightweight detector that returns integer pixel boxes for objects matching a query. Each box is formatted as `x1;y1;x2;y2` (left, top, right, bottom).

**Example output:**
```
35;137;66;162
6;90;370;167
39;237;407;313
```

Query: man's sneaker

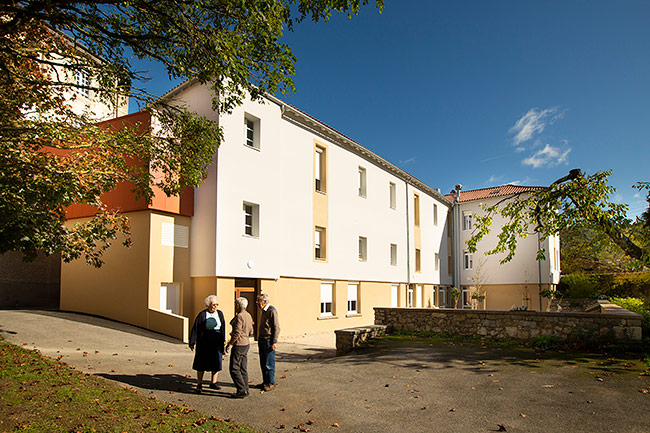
231;391;249;399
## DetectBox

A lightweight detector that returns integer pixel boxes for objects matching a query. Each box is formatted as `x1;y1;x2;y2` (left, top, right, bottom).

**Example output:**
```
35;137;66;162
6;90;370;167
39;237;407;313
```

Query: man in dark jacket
256;293;280;391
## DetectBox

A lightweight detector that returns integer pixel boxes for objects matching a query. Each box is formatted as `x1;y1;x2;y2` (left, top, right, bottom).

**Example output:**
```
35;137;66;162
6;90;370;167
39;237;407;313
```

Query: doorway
235;278;258;338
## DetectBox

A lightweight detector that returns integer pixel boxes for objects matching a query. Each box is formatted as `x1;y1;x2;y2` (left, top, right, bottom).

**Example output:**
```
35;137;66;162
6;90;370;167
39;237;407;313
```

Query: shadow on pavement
97;372;239;397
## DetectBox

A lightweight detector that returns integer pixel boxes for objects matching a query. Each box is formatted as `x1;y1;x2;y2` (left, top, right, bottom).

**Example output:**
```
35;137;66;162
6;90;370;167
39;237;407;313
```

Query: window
320;282;334;317
391;284;398;307
463;212;473;231
315;227;326;260
447;214;452;238
161;223;189;248
315;146;326;192
244;114;260;149
416;285;423;308
435;253;440;271
358;236;367;261
554;248;560;271
463;251;473;270
347;283;359;315
243;202;259;237
390;243;397;266
414;193;420;226
438;287;447;307
448;255;453;276
75;70;90;97
407;285;414;308
415;248;421;272
389;182;396;209
358;166;367;197
433;204;438;226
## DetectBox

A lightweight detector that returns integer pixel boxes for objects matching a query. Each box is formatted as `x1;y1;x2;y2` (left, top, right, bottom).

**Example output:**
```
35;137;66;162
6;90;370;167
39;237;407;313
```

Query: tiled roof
444;184;547;203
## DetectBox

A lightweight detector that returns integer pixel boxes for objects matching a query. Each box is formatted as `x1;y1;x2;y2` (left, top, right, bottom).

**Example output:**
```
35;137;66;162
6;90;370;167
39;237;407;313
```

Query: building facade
59;82;560;341
447;185;561;311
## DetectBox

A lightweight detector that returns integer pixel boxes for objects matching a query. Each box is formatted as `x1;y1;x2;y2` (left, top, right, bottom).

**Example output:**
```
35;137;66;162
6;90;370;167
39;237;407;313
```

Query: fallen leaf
306;420;314;425
168;364;174;367
305;408;313;414
332;423;339;427
542;385;554;388
449;408;456;412
280;408;285;411
520;413;527;418
497;424;507;432
587;400;593;404
277;425;285;429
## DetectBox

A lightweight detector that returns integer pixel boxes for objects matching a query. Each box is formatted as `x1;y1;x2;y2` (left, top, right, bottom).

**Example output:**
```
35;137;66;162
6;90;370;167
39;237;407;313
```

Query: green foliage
467;169;649;267
0;0;383;266
558;272;650;301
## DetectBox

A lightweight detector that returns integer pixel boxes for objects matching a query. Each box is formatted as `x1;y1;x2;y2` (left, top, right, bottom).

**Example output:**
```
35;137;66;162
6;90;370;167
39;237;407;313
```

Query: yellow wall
479;283;553;311
61;211;151;328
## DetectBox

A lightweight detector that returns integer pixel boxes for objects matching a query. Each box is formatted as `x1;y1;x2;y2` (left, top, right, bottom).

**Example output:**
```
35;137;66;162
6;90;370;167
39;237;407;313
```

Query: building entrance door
235;278;258;339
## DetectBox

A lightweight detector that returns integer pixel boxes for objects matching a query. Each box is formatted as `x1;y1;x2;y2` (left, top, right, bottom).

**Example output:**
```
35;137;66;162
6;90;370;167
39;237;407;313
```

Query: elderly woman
189;295;226;394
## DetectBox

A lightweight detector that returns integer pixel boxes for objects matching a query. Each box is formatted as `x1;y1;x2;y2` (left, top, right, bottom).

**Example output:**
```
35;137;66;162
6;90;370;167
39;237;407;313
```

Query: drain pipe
537;232;543;311
451;185;462;304
404;177;411;302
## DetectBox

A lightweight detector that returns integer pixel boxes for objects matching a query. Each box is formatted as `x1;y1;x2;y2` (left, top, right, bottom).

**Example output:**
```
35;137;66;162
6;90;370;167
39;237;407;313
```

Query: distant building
446;185;561;311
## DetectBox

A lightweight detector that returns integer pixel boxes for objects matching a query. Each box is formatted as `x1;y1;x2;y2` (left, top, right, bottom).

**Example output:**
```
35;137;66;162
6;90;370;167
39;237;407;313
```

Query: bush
559;272;650;300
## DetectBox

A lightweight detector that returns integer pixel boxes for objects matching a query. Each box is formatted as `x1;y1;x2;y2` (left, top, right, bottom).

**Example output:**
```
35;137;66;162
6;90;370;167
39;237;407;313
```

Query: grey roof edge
157;79;451;206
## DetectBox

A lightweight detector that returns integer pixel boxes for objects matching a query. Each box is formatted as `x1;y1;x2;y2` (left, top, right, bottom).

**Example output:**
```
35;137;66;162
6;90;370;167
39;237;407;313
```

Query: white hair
204;295;219;307
235;297;248;309
258;293;269;303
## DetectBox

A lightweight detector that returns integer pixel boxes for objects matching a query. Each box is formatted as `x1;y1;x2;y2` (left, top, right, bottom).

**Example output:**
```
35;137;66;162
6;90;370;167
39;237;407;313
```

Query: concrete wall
374;307;643;342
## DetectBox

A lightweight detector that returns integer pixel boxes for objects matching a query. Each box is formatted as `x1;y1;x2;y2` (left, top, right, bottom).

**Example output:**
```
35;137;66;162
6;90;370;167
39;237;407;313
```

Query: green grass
0;338;258;433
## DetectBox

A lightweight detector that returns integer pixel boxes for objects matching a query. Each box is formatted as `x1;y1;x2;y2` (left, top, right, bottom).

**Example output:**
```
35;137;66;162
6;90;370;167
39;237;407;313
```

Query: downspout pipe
404;178;411;299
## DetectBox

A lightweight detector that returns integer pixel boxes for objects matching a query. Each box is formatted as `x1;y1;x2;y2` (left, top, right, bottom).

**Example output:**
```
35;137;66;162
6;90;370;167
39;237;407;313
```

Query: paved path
1;309;649;433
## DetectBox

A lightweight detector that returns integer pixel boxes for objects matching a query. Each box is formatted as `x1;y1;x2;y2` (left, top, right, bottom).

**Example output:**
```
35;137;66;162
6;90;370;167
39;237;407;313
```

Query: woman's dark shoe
209;383;221;390
195;385;203;394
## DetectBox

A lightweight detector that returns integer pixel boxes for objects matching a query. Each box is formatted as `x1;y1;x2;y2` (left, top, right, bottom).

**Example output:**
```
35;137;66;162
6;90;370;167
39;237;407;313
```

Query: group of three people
189;293;280;398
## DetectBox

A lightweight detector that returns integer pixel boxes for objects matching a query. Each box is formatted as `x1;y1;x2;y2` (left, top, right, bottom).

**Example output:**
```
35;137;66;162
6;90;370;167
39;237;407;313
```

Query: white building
447;185;561;311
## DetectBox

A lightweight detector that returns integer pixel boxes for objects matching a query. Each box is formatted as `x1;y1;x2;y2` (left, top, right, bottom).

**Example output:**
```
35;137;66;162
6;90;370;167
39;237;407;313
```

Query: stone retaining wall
374;307;643;343
335;325;387;356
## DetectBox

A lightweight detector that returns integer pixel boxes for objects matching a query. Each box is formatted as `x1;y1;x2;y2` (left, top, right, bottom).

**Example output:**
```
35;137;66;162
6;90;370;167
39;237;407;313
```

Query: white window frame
359;236;367;261
414;193;420;226
435;253;440;271
358;166;367;198
391;284;398;307
438;287;447;307
463;212;473;231
243;202;259;237
75;70;90;97
315;146;325;192
320;282;334;317
416;284;423;308
347;283;359;315
389;182;396;209
407;285;414;308
463;251;473;270
315;227;326;260
390;243;397;266
244;114;260;150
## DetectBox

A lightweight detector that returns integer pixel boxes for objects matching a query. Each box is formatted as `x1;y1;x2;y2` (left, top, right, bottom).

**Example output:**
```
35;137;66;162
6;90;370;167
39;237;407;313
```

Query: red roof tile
444;184;547;203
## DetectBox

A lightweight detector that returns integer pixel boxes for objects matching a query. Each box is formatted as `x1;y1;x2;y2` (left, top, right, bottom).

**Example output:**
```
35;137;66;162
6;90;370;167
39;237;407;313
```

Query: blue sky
132;0;649;218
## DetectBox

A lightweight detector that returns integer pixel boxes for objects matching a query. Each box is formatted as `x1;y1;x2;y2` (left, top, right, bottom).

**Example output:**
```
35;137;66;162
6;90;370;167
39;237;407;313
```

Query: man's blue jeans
258;336;275;385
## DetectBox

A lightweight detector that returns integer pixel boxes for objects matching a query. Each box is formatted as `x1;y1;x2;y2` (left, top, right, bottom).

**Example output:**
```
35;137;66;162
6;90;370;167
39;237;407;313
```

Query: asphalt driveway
1;309;648;433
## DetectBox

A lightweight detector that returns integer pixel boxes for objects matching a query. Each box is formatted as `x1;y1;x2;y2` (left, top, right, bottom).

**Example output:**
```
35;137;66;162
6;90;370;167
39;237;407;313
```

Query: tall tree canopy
467;169;649;269
0;0;383;266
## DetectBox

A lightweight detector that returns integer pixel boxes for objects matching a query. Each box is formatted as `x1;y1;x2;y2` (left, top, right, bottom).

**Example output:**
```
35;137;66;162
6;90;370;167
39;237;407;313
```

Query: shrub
609;297;650;338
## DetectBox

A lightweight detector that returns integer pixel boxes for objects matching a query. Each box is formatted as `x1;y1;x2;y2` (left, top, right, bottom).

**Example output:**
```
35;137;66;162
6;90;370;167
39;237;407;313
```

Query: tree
1;0;384;266
467;169;649;268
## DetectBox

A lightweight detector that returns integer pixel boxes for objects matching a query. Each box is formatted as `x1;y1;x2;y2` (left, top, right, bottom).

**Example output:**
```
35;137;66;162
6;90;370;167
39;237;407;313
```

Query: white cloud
521;144;571;168
509;107;563;147
399;157;416;165
634;193;642;199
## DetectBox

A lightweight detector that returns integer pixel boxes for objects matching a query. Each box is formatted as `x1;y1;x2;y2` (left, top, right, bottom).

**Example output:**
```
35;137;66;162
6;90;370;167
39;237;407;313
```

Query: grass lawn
0;338;258;433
